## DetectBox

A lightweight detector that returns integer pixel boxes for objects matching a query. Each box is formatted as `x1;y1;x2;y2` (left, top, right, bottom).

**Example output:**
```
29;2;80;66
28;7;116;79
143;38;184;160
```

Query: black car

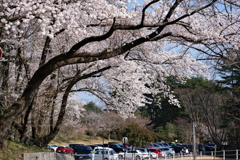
183;144;193;152
73;145;93;154
87;144;99;150
94;144;104;147
107;143;126;153
205;143;216;151
173;145;189;155
198;144;206;153
69;143;84;150
74;154;93;160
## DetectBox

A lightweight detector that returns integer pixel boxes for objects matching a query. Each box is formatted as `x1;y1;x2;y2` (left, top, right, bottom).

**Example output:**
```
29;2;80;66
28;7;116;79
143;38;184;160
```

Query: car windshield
110;150;117;154
112;144;121;148
161;148;168;151
75;145;92;150
49;145;58;147
118;144;124;148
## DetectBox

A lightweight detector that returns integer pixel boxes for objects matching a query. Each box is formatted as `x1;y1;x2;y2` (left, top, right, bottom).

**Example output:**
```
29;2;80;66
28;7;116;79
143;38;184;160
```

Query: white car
138;148;157;159
93;147;119;160
148;152;157;159
93;146;113;151
119;150;150;160
47;144;59;152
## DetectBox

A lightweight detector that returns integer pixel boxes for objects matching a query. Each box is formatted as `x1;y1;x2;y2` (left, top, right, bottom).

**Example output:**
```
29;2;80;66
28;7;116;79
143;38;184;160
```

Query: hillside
0;141;47;160
50;134;121;146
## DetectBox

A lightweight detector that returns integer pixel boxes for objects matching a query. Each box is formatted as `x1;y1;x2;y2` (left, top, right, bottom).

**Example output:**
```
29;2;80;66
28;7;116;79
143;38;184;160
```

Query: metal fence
158;150;240;160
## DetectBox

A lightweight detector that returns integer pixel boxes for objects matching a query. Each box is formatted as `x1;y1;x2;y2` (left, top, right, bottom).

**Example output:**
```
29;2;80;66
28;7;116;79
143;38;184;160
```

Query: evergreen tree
83;101;103;114
216;64;240;148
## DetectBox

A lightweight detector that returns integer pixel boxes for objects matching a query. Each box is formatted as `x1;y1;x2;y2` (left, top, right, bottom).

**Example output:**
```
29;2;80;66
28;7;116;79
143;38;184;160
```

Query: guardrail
157;150;240;160
203;149;239;160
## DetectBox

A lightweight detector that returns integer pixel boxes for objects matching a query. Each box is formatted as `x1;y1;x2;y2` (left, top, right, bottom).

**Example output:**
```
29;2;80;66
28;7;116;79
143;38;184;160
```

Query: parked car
93;146;113;152
138;148;157;159
148;147;162;158
110;142;126;149
162;142;172;148
156;142;170;148
205;143;216;151
160;148;175;158
94;144;104;147
56;146;74;154
122;143;132;150
119;150;150;160
47;144;59;152
173;145;189;155
183;144;193;152
87;145;99;150
94;148;119;160
74;154;93;160
198;144;206;153
69;143;84;150
149;143;163;149
73;145;93;155
107;143;126;153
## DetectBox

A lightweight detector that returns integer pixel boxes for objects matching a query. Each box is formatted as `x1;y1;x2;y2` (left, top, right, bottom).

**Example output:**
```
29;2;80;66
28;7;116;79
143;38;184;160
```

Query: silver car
160;148;175;158
94;149;118;160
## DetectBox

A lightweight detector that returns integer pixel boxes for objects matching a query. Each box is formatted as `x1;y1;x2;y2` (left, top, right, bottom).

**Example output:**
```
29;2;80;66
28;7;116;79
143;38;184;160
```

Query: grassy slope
50;134;122;146
0;141;47;160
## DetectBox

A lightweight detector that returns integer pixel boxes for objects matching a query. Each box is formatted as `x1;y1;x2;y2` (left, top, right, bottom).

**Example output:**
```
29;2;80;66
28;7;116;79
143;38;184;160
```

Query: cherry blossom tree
0;0;239;147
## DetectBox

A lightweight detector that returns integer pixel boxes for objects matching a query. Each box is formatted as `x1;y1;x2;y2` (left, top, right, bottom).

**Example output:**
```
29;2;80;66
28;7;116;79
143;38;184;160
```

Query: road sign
122;137;128;143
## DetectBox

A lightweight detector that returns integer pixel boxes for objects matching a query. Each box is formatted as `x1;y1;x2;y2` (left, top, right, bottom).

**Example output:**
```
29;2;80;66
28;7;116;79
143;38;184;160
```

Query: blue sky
77;92;104;107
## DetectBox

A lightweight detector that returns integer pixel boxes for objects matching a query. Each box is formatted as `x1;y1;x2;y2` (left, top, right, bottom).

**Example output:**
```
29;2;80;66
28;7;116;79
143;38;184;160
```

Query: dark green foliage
216;64;240;148
179;76;223;93
122;122;157;147
83;101;103;113
217;65;240;91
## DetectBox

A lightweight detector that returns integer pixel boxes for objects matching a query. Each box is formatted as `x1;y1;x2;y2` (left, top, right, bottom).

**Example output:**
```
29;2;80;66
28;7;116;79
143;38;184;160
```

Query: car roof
94;146;113;150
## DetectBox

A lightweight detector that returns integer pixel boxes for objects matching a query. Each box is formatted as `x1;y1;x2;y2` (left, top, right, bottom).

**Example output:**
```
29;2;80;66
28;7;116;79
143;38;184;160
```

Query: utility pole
100;127;104;160
193;122;196;160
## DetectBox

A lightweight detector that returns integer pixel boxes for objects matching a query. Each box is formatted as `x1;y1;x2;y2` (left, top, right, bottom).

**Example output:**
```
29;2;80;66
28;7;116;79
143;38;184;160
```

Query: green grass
0;141;48;160
51;134;120;146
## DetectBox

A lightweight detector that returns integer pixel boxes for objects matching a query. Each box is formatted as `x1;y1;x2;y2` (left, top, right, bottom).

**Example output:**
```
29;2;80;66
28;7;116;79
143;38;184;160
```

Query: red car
148;146;162;157
56;146;74;154
122;143;132;150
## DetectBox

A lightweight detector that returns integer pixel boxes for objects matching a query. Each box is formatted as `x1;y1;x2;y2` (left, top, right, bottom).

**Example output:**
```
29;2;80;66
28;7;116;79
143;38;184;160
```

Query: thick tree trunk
33;84;70;147
19;100;34;144
0;54;60;148
0;114;18;148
